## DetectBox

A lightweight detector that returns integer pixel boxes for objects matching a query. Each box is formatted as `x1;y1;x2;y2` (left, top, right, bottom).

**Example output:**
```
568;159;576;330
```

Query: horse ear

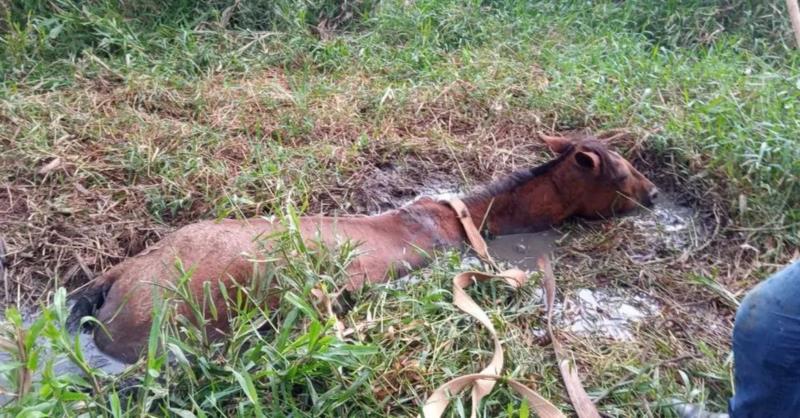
574;150;600;172
539;133;572;154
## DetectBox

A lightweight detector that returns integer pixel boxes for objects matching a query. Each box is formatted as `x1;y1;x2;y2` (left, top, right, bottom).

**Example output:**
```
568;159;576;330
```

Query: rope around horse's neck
420;199;601;418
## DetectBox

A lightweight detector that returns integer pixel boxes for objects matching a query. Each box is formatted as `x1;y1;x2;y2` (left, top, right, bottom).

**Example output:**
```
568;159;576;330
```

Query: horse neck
384;166;574;249
389;198;468;247
463;171;572;236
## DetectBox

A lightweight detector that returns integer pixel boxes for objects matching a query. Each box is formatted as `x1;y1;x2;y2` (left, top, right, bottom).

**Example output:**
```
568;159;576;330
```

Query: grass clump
0;219;383;416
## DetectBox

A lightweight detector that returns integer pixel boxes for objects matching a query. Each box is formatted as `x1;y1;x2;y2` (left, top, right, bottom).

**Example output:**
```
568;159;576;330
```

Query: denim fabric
730;261;800;418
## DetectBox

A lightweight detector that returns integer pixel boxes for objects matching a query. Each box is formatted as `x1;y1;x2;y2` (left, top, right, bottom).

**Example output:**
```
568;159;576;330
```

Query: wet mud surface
485;191;714;341
486;230;560;271
379;186;718;343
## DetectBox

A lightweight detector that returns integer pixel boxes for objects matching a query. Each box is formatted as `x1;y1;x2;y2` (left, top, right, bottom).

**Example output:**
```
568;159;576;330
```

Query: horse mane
462;140;618;205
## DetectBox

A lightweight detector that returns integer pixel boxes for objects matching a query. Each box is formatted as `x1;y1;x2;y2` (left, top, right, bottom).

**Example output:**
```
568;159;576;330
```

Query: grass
0;0;798;416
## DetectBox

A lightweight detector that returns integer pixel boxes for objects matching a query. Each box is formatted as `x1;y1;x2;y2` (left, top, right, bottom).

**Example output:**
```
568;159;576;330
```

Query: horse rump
66;279;112;333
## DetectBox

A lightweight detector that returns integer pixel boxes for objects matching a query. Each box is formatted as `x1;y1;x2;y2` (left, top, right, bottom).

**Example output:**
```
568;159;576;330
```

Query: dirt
485;191;725;343
344;158;461;214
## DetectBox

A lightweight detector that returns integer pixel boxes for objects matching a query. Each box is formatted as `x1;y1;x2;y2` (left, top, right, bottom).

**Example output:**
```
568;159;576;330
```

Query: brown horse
67;133;657;362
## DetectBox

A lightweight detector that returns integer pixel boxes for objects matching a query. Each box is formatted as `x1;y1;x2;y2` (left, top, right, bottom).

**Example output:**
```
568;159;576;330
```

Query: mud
488;192;705;341
407;188;707;341
0;185;710;385
348;160;460;214
534;287;661;341
627;194;709;261
486;228;665;341
486;230;560;271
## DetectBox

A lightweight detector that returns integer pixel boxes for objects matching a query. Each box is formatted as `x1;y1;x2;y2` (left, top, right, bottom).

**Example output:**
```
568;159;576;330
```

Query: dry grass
0;69;583;311
1;68;748;415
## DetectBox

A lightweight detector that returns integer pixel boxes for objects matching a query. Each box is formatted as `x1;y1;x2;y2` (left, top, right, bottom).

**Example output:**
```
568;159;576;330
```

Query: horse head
539;132;658;219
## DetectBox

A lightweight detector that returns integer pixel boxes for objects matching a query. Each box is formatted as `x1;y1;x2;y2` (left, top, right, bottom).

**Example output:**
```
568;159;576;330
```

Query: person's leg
729;260;800;418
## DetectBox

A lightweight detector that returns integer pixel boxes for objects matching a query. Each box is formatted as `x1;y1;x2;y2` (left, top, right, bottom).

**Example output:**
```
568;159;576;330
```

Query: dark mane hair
463;144;575;205
462;140;619;204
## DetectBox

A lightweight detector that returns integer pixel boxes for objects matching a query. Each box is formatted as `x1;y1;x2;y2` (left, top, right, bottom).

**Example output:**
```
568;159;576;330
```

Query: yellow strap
421;199;600;418
539;256;601;418
423;373;565;418
421;269;564;418
446;199;495;267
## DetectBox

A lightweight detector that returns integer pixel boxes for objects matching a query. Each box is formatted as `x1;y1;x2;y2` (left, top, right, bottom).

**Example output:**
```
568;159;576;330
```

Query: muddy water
542;288;662;341
67;330;129;374
485;230;664;341
0;308;128;403
487;193;700;341
485;230;560;271
629;195;707;261
406;190;701;341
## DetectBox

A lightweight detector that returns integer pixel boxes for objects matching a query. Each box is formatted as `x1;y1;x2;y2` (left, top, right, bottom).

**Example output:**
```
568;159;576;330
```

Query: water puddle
483;230;661;341
66;331;129;375
486;231;560;271
471;195;702;341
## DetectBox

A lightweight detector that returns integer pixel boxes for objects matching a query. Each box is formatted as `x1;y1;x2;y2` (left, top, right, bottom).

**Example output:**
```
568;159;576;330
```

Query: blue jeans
730;260;800;418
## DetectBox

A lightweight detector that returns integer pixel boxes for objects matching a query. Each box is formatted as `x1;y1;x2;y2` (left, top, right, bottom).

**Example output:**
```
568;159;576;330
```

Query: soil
0;123;743;392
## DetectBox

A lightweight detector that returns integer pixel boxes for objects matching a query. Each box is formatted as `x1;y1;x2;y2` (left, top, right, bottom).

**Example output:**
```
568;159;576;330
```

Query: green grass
1;0;798;416
0;221;734;417
3;0;798;243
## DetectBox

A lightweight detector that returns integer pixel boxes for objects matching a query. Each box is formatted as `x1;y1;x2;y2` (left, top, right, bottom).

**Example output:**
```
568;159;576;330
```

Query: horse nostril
649;188;659;201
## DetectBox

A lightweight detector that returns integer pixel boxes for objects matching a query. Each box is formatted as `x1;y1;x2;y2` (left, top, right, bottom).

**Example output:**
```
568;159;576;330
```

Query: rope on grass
420;199;601;418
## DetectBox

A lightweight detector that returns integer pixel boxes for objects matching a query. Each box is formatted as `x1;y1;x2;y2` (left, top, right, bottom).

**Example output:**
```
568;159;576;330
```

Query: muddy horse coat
67;134;658;362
